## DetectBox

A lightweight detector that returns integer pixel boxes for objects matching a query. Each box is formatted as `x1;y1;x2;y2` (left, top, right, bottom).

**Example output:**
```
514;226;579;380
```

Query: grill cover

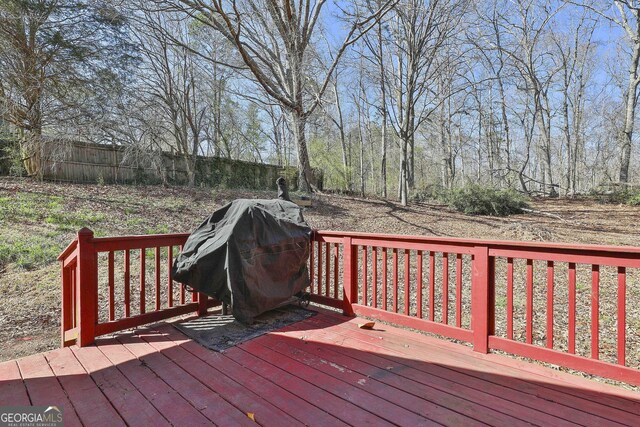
171;199;311;323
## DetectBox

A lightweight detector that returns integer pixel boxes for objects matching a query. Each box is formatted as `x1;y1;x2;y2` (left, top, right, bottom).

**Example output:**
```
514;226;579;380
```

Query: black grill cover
171;199;311;323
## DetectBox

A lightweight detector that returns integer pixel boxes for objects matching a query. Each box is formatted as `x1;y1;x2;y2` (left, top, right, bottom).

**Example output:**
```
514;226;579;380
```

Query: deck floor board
1;308;639;426
17;353;83;427
309;312;640;425
71;344;171;427
45;347;126;427
0;360;30;406
259;327;577;427
300;314;633;426
317;311;640;412
150;324;348;427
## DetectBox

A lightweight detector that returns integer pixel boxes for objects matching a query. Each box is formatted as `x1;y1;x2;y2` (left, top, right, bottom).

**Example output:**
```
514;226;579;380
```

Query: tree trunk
378;20;387;199
562;80;572;195
399;143;408;206
333;83;351;191
21;130;43;179
619;27;640;183
290;110;313;192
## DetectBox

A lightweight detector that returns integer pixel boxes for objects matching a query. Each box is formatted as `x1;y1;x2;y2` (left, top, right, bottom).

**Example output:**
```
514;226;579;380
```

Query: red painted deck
2;308;639;426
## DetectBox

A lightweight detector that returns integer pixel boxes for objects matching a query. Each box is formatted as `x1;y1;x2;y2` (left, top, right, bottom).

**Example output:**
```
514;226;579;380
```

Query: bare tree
551;12;597;195
383;0;465;205
126;10;209;186
608;1;640;183
155;0;395;191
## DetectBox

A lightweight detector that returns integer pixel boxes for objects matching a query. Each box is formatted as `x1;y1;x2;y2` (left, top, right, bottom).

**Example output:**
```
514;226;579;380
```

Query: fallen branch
521;208;567;222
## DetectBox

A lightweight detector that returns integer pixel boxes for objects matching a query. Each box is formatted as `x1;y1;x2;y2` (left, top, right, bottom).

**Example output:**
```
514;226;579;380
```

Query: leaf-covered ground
1;177;639;390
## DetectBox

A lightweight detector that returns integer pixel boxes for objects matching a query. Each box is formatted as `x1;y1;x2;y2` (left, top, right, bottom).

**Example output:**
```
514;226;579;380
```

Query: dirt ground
1;177;639;387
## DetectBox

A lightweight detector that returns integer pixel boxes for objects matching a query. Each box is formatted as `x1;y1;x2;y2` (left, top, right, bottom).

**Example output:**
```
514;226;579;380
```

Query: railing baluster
507;257;513;340
372;247;378;308
362;246;368;305
429;251;435;322
618;266;626;366
488;256;495;336
155;247;161;311
568;262;576;354
526;259;533;344
71;266;77;328
382;248;388;311
443;252;449;324
393;248;398;313
168;246;173;308
124;250;130;317
140;248;146;315
592;264;600;360
333;243;339;300
61;263;72;345
108;251;115;321
404;249;410;316
309;239;314;294
325;242;331;297
317;242;323;297
180;245;185;305
456;254;462;328
417;250;423;319
546;260;554;349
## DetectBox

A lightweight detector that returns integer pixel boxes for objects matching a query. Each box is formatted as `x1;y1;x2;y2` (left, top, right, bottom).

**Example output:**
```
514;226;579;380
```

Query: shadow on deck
1;308;638;426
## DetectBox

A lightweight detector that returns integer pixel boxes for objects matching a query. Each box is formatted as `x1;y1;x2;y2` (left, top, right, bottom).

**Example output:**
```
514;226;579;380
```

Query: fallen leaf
358;322;375;329
247;412;255;422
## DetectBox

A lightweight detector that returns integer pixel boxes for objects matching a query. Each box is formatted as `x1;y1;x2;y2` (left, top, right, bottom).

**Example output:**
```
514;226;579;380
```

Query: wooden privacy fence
60;228;640;386
40;141;300;189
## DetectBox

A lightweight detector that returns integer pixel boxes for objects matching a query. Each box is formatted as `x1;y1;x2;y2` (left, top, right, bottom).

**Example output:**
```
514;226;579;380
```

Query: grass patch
0;193;59;222
0;234;63;271
45;211;105;229
126;217;145;227
146;224;170;235
0;193;102;229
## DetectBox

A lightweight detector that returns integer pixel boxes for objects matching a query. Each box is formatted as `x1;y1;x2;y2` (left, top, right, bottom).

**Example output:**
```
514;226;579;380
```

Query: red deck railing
59;228;640;386
308;230;640;387
58;228;217;347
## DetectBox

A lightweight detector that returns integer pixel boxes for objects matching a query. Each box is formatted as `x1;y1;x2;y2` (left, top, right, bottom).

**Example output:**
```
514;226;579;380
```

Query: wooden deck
1;309;639;426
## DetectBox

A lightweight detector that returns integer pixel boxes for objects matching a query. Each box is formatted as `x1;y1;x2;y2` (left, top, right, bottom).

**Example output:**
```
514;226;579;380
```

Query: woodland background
3;0;640;204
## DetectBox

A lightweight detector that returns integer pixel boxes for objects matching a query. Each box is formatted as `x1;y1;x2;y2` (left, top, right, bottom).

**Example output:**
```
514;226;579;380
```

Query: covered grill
171;198;311;323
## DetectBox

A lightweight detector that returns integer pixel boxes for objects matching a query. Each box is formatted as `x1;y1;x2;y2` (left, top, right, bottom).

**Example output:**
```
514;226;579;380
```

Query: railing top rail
91;232;191;244
314;229;640;256
57;238;78;261
90;233;191;252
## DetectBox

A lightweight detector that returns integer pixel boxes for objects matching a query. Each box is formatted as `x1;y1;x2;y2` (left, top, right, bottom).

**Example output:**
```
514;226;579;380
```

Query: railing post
197;293;208;316
472;245;491;353
342;237;357;316
77;228;98;347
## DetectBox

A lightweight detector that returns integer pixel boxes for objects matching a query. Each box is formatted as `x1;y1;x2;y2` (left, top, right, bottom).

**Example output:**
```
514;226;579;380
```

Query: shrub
626;192;640;206
444;185;529;216
590;187;640;206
